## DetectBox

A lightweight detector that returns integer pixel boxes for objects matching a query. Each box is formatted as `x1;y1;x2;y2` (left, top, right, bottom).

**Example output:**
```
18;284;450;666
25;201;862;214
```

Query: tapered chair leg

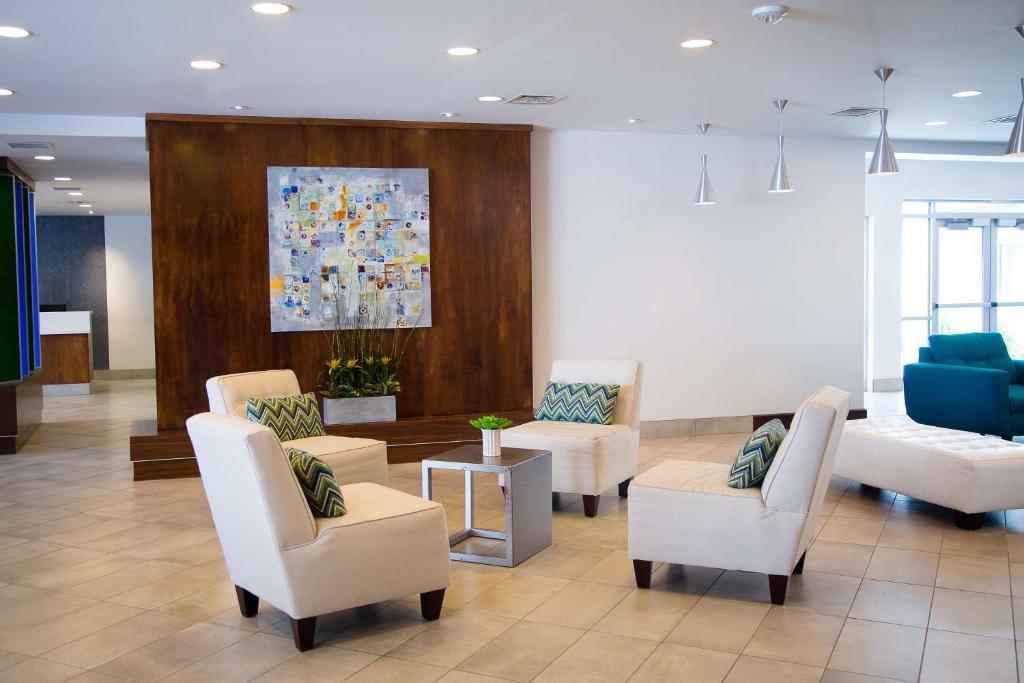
794;552;806;575
618;478;632;498
235;586;258;617
290;616;316;651
420;588;445;620
582;495;599;517
768;575;789;605
954;510;983;530
633;560;653;589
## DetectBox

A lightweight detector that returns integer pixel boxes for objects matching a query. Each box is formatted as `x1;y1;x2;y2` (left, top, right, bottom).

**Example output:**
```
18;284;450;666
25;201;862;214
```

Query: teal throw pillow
246;392;326;441
285;447;346;518
535;381;620;425
728;419;787;488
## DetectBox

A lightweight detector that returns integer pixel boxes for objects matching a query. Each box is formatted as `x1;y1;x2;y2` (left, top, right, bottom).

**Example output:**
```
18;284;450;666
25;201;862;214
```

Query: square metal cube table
422;446;552;567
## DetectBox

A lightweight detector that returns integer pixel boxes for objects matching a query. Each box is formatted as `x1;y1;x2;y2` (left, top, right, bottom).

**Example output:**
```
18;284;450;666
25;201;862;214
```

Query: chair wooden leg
768;575;789;605
420;588;445;621
290;616;316;651
633;560;653;589
954;510;983;530
618;478;632;498
582;495;599;517
794;552;806;575
235;586;258;618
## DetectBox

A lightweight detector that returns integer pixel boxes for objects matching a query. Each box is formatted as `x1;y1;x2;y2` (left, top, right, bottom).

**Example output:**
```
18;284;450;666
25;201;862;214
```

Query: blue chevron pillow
285;447;346;517
535;382;620;425
728;419;788;488
246;392;326;441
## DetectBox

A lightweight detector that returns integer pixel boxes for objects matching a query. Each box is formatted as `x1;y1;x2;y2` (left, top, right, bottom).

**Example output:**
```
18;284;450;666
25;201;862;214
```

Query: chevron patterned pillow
728;419;788;488
285;447;346;517
246;392;326;441
535;381;621;425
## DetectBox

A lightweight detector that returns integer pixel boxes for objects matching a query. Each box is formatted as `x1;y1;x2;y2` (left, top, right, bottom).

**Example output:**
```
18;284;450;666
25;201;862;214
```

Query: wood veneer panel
147;116;532;430
752;408;867;430
39;334;91;384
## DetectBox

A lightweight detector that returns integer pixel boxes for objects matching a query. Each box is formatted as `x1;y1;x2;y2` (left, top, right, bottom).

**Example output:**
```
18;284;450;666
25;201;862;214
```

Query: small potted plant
470;415;514;459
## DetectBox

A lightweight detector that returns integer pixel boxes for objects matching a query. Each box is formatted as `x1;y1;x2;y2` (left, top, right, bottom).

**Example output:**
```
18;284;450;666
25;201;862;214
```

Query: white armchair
186;413;450;651
628;386;850;604
206;369;389;486
502;359;642;517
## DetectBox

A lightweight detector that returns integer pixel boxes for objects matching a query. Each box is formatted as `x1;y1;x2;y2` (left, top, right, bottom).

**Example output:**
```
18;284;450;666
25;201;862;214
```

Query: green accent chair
903;332;1024;440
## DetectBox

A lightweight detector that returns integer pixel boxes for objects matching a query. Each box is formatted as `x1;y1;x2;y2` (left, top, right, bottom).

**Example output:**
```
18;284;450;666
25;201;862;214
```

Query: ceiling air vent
7;141;53;150
52;187;82;192
986;114;1018;124
831;107;882;117
506;95;563;105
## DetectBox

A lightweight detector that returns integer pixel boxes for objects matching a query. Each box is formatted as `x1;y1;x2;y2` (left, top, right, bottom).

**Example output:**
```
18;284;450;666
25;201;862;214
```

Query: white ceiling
1;0;1022;214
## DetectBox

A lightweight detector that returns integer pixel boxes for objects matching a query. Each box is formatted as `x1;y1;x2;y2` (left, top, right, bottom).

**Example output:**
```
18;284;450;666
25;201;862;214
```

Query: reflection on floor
0;380;1020;682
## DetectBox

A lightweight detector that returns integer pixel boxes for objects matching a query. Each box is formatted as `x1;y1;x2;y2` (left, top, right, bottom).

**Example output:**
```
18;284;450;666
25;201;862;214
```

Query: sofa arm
903;363;1012;439
1014;360;1024;385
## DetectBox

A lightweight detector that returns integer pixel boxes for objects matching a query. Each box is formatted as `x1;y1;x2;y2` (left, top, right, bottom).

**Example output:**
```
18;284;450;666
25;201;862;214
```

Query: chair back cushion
285;447;347;517
246;392;326;441
206;369;302;418
727;419;787;488
549;359;642;429
535;382;620;425
928;333;1013;376
760;386;851;514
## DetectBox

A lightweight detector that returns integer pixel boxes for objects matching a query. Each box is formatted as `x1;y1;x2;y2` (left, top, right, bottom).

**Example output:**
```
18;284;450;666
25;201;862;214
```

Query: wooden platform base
130;410;535;480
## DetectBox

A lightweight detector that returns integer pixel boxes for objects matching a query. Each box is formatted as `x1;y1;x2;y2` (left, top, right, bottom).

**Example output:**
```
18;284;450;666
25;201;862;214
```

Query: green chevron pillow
535;381;620;425
285;447;346;517
246;392;326;441
728;419;788;489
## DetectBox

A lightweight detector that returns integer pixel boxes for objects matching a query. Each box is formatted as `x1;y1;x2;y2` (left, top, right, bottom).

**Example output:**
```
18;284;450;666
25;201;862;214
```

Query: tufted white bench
834;417;1024;529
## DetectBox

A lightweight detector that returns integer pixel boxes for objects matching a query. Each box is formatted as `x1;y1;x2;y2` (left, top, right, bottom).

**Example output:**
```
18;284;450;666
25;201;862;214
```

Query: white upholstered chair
186;412;450;651
206;369;389;486
502;359;642;517
628;386;851;604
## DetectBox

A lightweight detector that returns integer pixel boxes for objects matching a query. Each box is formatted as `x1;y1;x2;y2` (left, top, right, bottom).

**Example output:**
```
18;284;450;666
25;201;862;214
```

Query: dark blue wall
37;215;109;370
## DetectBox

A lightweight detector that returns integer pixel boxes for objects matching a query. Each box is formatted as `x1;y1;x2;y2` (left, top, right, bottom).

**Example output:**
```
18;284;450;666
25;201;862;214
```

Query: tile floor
0;381;1021;682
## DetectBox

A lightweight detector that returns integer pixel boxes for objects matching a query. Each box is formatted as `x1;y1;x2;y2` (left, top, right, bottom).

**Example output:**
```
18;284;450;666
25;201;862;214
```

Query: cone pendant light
769;99;794;192
694;123;716;205
868;68;899;175
1005;28;1024;157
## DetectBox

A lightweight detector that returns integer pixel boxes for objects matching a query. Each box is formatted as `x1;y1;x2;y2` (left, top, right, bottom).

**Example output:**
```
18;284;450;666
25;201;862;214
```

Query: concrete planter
323;395;397;425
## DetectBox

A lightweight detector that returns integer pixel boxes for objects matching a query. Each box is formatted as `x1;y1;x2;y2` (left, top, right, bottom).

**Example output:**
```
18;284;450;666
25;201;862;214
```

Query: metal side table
422;445;552;567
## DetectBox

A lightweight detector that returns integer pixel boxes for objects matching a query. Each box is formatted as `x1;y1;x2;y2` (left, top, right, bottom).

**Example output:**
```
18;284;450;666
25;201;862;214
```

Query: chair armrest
1013;359;1024;385
903;363;1012;439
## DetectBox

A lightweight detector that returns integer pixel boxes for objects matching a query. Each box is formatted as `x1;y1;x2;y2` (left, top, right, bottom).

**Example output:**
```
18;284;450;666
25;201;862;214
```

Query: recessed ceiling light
190;60;223;70
54;176;72;182
88;210;94;214
477;95;503;102
228;105;249;110
67;191;84;196
0;88;13;96
627;118;642;124
680;38;714;49
952;90;982;98
251;2;291;14
925;120;948;126
447;47;479;56
440;112;459;117
0;26;30;39
34;155;55;161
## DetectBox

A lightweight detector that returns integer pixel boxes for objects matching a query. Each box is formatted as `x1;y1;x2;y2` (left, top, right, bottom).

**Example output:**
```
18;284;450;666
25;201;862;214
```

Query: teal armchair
904;332;1024;440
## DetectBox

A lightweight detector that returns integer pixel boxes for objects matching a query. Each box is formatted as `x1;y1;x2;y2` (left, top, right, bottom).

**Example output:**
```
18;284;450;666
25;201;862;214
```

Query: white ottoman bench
834;417;1024;529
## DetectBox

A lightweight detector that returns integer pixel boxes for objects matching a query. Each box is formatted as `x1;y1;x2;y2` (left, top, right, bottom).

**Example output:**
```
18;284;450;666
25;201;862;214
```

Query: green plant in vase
470;415;514;458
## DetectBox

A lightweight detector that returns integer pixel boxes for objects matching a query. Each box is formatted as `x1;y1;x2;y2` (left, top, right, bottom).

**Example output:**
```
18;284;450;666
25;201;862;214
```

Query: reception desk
39;311;93;395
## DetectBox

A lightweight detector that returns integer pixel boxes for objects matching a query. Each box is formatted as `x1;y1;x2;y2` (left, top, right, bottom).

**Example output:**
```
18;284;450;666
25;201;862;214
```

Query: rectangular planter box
323;395;397;425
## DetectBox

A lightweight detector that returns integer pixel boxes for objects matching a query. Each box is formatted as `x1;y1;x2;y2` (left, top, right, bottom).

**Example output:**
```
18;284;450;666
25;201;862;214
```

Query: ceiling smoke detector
751;5;789;25
506;94;564;105
831;107;882;117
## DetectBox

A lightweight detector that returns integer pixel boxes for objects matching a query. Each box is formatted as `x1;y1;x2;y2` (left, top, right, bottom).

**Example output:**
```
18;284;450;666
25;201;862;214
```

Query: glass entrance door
934;219;986;335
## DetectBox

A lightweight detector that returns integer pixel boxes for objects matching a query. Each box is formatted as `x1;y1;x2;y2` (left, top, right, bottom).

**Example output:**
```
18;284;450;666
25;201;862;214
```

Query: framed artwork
267;166;432;332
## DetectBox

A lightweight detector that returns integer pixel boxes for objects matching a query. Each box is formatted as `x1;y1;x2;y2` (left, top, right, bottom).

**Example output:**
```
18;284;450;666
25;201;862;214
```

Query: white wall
865;156;1024;384
532;130;866;422
103;215;155;370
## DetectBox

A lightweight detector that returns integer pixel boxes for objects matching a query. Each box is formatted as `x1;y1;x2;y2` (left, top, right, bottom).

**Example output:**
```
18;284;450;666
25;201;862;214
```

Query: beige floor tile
156;581;241;620
631;642;736;682
533;630;656;682
817;518;885;546
940;528;1008;559
158;632;298;683
723;655;823;683
252;646;378;682
1010;561;1024;596
864;547;938;586
22;554;142;591
438;672;502;683
563;519;626;549
743;606;844;667
516;545;612;580
592;586;697;641
329;601;430;655
62;559;190;599
0;600;141;656
828;618;925;681
439;566;511;610
0;658;85;683
457;620;583;682
0;648;27;672
784;572;861;617
96;621;251;681
42;610;192;669
935;554;1010;595
462;574;569;619
525;580;630;629
928;588;1014;639
876;521;943;554
666;597;769;654
65;672;128;683
574;549;640;587
820;669;902;682
387;609;514;668
919;629;1017;683
848;579;933;627
804;541;874;578
106;566;224;609
832;491;895;520
344;656;447;683
705;571;771;603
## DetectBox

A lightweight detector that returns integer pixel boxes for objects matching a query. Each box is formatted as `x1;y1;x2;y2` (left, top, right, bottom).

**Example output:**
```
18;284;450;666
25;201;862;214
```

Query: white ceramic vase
481;428;502;459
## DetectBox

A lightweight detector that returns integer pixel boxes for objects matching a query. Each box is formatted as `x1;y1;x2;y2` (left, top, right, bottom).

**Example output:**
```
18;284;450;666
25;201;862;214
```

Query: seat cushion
285;435;389;486
634;460;763;500
246;392;326;440
929;333;1014;376
535;381;620;425
1009;385;1024;412
728;419;787;489
285;447;346;517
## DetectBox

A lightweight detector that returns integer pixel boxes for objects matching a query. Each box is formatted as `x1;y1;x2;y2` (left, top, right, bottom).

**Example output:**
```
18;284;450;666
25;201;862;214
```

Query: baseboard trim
641;409;868;437
871;378;903;393
43;383;91;396
94;369;156;380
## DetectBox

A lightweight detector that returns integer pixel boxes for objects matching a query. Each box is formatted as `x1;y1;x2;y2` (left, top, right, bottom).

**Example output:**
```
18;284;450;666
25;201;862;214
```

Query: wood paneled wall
146;115;533;430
